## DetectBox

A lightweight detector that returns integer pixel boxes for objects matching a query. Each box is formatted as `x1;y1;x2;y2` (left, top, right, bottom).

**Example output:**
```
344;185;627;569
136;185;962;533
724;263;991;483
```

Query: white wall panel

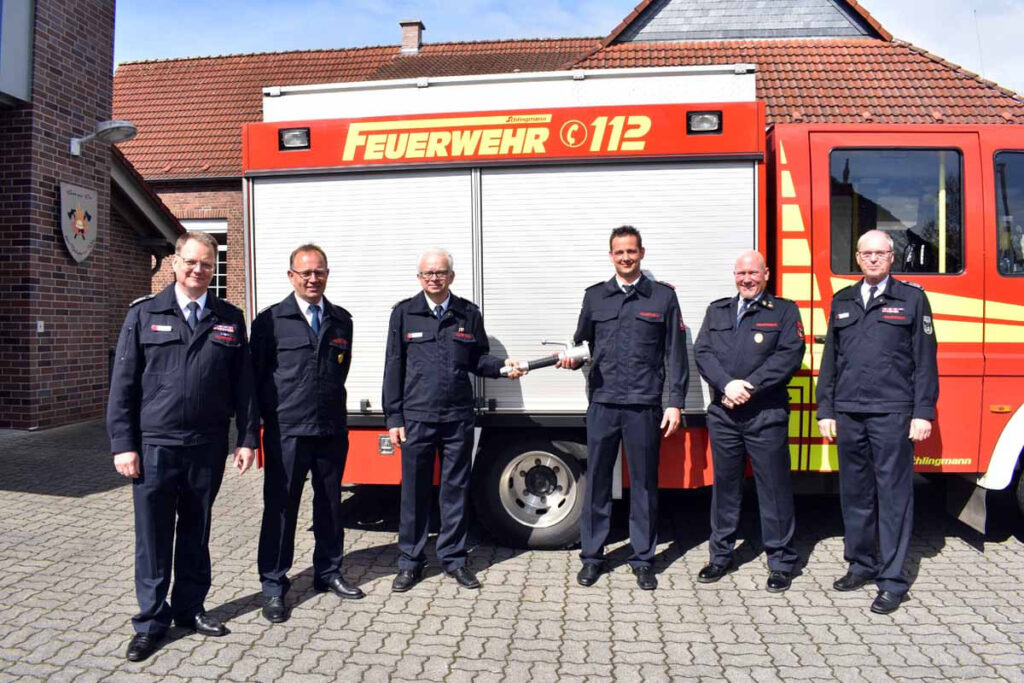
479;162;756;413
251;171;474;414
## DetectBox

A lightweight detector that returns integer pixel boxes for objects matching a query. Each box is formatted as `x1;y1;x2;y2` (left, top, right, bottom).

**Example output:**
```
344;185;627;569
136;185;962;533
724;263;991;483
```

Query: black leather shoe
870;590;904;614
833;572;872;592
262;595;288;623
176;612;228;637
577;563;603;587
126;633;161;662
633;566;657;590
314;575;365;600
766;570;792;593
445;566;481;589
697;562;732;584
392;567;423;593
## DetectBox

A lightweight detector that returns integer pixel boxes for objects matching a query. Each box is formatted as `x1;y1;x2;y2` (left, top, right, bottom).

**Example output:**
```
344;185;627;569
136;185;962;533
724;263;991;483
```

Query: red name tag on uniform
638;311;661;318
755;322;779;328
882;315;907;321
454;332;475;340
330;338;349;347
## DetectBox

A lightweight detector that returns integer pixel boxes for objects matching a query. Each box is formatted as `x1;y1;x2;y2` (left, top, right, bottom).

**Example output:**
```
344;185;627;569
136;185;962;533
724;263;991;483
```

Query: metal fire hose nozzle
500;340;591;376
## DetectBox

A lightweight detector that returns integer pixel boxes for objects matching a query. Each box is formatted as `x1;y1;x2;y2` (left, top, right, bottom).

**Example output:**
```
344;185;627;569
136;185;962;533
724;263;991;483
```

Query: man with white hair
817;229;938;614
383;248;524;592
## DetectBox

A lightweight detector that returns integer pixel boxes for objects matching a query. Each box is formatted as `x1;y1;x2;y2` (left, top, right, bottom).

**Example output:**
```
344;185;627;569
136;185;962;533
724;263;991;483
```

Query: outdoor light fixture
278;127;311;150
69;120;138;156
687;111;722;135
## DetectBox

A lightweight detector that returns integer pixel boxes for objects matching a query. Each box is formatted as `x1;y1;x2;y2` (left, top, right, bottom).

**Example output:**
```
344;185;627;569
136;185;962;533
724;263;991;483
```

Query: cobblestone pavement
1;420;1023;682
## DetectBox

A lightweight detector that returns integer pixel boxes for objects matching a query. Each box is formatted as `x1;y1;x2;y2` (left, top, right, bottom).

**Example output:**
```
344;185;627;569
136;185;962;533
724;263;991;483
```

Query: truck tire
472;437;585;549
1016;465;1024;522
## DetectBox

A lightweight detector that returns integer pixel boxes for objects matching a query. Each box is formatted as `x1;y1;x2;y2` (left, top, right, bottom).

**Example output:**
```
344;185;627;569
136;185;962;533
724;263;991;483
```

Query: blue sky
114;0;1024;96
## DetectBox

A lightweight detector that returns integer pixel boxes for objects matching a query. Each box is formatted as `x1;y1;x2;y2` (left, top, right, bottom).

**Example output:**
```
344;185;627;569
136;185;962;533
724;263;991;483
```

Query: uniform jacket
816;277;939;420
251;294;353;436
107;284;259;453
694;292;805;411
383;292;503;428
572;275;688;407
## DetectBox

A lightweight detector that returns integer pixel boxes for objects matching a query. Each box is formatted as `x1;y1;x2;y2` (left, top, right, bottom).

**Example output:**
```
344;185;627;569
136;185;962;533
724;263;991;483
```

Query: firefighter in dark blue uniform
817;229;938;615
108;232;259;662
251;244;363;624
558;226;688;591
694;250;804;593
383;248;524;592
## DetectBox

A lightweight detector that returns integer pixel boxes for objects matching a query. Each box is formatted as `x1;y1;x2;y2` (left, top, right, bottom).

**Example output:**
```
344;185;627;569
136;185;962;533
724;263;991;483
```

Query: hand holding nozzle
502;340;590;376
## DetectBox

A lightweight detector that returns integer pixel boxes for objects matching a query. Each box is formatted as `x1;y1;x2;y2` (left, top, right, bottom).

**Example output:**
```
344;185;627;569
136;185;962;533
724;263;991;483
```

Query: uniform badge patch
754;332;764;344
796;320;804;338
213;324;236;333
337;353;345;364
837;312;850;320
406;332;423;340
923;315;933;335
150;324;173;332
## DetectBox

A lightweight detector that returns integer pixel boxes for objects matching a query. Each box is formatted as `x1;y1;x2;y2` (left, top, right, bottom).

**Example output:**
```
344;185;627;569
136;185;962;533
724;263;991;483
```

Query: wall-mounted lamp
70;120;138;156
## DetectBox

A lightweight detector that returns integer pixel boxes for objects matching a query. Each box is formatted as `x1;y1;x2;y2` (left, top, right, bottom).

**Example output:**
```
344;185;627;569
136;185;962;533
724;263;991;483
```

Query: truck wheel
473;438;585;549
1016;464;1024;522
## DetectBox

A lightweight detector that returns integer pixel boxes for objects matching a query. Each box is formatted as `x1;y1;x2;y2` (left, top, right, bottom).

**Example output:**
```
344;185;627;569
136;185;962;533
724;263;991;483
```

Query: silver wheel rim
497;450;578;529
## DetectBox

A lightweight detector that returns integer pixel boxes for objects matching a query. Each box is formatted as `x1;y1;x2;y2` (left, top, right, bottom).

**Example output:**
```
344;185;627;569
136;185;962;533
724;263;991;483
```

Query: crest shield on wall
60;183;98;263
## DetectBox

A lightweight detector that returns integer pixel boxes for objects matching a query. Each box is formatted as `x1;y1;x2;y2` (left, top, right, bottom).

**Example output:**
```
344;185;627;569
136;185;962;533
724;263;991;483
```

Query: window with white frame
180;219;228;299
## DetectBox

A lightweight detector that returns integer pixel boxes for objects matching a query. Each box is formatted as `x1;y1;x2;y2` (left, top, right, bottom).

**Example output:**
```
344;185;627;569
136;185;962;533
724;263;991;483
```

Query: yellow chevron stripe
923;289;984;318
782;238;811;266
934;319;983;343
781;170;796;199
782;272;820;301
778;141;788;165
781;204;805;232
986;322;1024;343
987;299;1024;323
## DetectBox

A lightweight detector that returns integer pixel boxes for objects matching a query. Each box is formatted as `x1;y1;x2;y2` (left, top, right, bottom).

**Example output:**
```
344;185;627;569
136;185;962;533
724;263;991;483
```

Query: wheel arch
978;403;1024;490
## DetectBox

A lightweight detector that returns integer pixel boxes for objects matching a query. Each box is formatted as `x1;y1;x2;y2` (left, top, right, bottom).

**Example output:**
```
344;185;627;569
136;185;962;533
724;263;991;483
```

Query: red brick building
0;0;182;430
113;1;1024;318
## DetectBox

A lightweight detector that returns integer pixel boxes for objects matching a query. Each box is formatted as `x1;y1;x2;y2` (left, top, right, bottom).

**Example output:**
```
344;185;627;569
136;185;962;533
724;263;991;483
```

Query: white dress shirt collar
424;293;451;314
174;285;208;321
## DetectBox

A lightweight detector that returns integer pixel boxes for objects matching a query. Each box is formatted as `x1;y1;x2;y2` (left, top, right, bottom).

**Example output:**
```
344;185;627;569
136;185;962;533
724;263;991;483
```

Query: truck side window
995;151;1024;276
829;149;964;275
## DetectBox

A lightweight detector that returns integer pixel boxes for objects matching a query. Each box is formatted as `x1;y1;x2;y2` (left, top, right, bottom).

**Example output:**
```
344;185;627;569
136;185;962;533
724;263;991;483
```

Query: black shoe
833;572;872;592
314;575;365;600
577;563;603;587
262;595;288;623
633;566;657;590
445;566;481;589
870;590;904;614
766;570;792;593
392;567;423;593
697;562;732;584
175;612;228;637
126;633;161;662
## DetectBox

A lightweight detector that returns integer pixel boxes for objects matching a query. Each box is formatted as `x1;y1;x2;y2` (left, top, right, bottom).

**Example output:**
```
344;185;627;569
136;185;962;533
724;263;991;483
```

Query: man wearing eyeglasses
693;250;804;593
108;231;259;662
250;244;362;624
383;248;524;592
817;229;938;615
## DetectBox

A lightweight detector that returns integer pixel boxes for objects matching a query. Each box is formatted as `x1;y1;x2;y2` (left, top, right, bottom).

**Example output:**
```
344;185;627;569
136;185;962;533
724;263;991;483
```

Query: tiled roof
575;39;1024;124
114;35;1024;181
113;39;598;179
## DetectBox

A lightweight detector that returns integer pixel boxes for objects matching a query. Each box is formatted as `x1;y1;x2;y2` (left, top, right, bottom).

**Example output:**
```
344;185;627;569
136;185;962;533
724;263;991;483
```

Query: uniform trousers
132;441;226;635
258;425;348;596
706;404;797;571
581;402;661;569
836;411;914;595
398;419;474;572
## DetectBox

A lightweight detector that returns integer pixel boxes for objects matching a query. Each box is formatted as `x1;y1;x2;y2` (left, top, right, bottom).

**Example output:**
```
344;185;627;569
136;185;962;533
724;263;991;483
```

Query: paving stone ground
1;420;1023;682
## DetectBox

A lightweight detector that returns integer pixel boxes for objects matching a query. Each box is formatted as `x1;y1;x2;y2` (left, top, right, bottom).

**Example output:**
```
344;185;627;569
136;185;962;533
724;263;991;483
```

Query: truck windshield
829;149;964;275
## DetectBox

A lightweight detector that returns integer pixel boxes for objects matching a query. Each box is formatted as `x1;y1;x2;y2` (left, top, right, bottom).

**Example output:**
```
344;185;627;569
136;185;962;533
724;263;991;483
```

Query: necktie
310;304;320;335
867;285;878;307
737;298;749;325
186;301;199;330
434;305;444;320
623;284;636;297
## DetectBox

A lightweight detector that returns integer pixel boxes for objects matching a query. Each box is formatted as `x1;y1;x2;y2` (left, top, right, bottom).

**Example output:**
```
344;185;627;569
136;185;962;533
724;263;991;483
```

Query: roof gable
607;0;888;45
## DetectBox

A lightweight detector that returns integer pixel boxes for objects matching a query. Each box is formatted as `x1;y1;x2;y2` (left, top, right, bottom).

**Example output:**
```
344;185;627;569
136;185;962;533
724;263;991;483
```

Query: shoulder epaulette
903;280;925;290
129;294;155;307
835;283;858;296
710;296;733;306
656;280;675;290
585;281;606;291
392;296;413;310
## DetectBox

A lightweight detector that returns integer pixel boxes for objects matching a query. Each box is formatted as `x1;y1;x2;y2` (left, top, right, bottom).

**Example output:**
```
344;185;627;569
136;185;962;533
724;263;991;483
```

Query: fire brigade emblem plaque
923;315;934;335
60;183;98;263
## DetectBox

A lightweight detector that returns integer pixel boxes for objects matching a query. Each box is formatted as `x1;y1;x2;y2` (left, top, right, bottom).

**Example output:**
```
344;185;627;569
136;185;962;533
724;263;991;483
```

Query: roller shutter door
479;161;756;413
250;170;474;413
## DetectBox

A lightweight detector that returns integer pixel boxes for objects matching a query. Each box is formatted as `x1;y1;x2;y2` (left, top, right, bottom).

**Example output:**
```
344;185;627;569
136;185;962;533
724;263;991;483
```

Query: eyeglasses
290;268;328;281
179;258;214;272
857;250;893;260
418;270;451;280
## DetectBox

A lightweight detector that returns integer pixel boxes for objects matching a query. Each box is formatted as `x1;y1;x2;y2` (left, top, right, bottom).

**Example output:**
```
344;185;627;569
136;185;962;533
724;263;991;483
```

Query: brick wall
0;0;152;429
155;181;246;310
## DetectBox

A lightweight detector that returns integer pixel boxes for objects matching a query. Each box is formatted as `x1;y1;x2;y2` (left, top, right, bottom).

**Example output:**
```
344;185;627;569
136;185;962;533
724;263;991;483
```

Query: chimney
399;19;425;55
